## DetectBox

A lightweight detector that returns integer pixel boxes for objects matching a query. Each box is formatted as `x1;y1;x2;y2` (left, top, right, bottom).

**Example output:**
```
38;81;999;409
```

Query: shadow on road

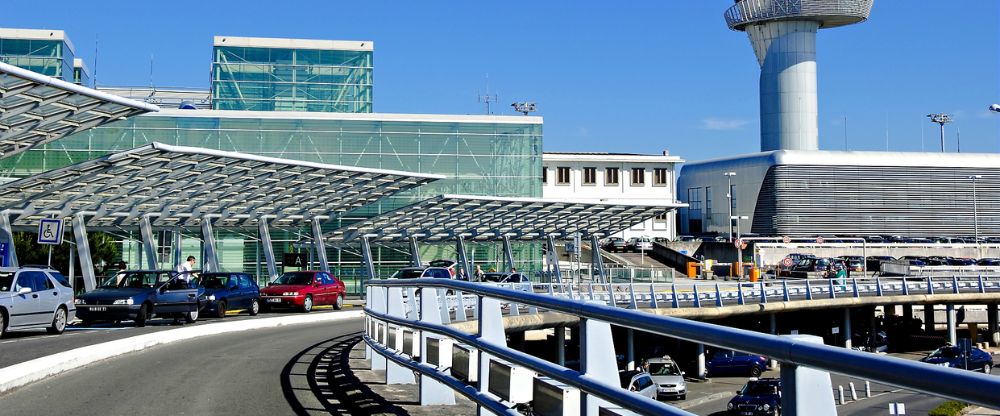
282;332;409;415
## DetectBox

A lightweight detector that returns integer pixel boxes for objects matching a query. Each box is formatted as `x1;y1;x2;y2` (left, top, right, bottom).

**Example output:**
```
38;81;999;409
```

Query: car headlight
207;295;216;301
728;402;734;410
762;404;771;411
283;292;298;296
74;298;86;305
112;298;134;305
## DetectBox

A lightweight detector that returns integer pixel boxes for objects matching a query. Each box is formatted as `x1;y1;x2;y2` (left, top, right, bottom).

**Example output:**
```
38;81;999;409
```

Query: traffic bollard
849;382;858;401
865;380;871;398
838;385;845;405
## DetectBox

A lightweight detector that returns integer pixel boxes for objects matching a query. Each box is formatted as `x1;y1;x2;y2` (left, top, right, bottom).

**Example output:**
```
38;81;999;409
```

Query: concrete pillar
924;305;936;333
946;304;957;345
902;304;913;320
626;328;635;371
843;309;852;349
556;325;566;366
779;335;837;416
884;304;896;317
869;309;878;350
696;343;706;379
988;304;999;347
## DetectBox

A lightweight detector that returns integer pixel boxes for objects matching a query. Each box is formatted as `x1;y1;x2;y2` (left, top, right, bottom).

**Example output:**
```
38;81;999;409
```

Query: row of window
543;166;670;186
685;186;736;221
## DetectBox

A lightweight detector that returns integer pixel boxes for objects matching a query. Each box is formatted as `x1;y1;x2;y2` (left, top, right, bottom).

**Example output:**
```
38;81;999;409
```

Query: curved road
0;314;365;415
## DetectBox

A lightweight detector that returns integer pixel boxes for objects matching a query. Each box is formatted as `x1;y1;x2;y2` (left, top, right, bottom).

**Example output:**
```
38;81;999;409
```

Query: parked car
603;237;628;252
727;378;781;416
618;370;657;400
647;356;687;400
75;270;202;327
920;345;994;373
898;256;928;267
481;272;526;283
977;258;1000;266
837;255;864;272
634;237;654;252
706;350;768;377
0;266;75;336
428;259;457;277
389;267;454;280
947;257;977;266
625;237;640;252
198;272;260;318
259;271;346;312
865;255;896;272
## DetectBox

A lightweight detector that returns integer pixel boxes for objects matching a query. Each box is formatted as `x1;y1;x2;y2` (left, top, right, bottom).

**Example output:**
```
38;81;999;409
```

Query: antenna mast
476;74;498;115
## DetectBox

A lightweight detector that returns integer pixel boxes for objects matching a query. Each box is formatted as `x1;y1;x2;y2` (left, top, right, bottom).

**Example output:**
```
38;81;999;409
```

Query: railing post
455;290;467;322
828;278;836;299
580;316;620;415
901;277;910;296
738;282;746;305
782;280;790;302
780;334;837;416
715;283;724;307
477;295;507;414
419;288;456;405
927;276;935;295
671;284;679;308
979;275;986;294
875;276;883;297
693;284;702;308
628;284;638;309
852;278;860;298
649;283;658;309
952;276;960;294
437;289;452;324
386;287;415;385
760;280;767;304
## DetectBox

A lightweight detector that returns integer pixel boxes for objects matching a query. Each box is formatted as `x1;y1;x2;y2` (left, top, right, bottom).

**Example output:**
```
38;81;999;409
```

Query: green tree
13;231;121;276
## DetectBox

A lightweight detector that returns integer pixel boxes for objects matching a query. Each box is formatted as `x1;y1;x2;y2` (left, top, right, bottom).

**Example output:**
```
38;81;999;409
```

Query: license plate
267;298;281;303
90;306;107;312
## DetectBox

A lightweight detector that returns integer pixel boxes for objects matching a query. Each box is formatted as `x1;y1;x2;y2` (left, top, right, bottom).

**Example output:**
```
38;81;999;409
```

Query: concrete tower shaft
725;0;873;152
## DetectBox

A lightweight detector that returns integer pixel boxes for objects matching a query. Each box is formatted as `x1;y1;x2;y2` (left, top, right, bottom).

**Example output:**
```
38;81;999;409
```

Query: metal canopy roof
326;194;685;244
0;142;444;228
0;61;160;159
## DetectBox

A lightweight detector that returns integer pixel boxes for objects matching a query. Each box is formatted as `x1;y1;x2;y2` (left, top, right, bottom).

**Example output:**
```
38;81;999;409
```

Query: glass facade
212;45;373;113
0;37;73;80
73;60;90;86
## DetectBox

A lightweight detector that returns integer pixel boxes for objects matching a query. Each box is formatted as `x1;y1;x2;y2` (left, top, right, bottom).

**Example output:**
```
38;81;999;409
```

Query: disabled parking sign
37;219;63;245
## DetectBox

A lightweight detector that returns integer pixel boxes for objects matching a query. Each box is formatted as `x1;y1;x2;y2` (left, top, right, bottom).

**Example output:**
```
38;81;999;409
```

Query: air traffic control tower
725;0;873;151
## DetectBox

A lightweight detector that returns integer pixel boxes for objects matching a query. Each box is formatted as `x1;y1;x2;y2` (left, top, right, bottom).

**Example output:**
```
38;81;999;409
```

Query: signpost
38;219;63;267
782;257;793;268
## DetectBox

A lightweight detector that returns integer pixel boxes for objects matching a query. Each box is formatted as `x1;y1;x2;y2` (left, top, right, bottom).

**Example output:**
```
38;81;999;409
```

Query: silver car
0;266;76;336
618;370;657;400
648;356;687;400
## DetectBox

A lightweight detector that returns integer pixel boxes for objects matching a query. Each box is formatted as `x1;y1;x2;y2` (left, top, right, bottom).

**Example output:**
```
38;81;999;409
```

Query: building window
730;184;737;210
687;188;702;220
542;167;547;184
557;167;571;185
605;167;619;185
705;186;712;223
582;167;596;185
631;168;645;186
653;212;669;230
653;168;668;186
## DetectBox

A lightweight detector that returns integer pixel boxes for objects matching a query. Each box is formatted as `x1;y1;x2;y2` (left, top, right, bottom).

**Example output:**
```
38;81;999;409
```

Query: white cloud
700;118;751;131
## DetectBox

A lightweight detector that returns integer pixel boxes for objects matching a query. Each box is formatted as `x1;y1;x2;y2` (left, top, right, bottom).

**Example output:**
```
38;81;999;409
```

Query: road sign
734;238;744;249
782;257;793;267
37;219;63;245
283;252;307;267
782;235;791;244
816;236;824;244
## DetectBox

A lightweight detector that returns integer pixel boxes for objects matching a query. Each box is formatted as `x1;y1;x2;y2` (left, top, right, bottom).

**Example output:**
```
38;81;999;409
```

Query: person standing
474;264;485;282
177;256;195;282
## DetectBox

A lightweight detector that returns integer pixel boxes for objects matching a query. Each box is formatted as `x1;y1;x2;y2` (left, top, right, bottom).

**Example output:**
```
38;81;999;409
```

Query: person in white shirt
176;256;195;282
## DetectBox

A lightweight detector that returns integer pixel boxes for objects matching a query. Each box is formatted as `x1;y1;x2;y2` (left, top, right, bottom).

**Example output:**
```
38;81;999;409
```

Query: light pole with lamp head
724;171;737;241
927;113;953;152
970;175;983;243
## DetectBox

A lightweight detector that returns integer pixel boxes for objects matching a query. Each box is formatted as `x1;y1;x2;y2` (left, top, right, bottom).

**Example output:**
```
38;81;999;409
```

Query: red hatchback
259;271;346;312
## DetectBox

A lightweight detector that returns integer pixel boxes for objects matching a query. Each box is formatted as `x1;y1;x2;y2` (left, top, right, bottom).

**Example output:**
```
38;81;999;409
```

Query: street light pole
724;171;736;241
970;175;983;243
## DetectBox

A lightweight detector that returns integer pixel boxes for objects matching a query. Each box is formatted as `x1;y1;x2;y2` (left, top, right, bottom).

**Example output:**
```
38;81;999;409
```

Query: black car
75;270;203;326
865;255;895;272
481;272;526;283
728;378;781;416
978;258;1000;266
199;272;261;318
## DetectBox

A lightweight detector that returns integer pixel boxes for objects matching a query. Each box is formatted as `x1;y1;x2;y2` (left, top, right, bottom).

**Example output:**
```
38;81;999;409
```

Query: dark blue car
920;345;994;373
75;270;203;327
707;350;769;377
728;378;780;416
199;272;261;318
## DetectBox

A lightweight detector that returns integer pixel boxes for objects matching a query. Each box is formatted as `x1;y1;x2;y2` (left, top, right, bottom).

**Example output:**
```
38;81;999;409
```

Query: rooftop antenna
93;33;98;87
957;127;961;153
476;74;498;115
511;102;537;115
149;54;154;89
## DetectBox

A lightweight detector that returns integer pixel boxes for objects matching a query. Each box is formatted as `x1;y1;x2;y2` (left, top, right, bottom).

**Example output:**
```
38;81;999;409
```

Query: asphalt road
0;314;364;415
0;304;356;369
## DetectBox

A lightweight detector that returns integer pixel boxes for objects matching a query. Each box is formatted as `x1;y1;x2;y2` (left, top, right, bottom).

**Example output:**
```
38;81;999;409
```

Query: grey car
647;356;687;400
0;266;76;336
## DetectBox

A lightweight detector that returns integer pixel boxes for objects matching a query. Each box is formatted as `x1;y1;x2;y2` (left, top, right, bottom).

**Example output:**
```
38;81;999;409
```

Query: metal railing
364;279;1000;415
724;0;873;30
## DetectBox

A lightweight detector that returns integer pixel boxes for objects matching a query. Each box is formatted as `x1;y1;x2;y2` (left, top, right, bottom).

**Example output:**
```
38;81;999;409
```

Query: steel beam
502;235;515;272
72;214;96;292
546;235;563;285
456;235;472;281
361;236;376;281
201;219;219;273
409;236;422;267
138;215;158;270
780;335;836;416
311;217;329;273
0;211;17;267
591;235;614;307
258;218;277;281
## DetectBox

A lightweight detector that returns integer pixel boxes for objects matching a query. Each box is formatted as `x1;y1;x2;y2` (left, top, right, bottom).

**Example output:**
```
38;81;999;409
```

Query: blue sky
7;1;998;161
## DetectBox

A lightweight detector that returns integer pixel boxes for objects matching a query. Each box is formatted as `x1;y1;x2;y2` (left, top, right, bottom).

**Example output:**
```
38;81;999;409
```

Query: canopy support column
502;235;515;272
171;229;182;269
361;236;376;281
201;219;219;273
72;214;96;292
546;235;563;285
591;235;614;306
0;211;17;267
311;217;329;273
408;236;421;267
258;218;277;281
139;216;158;270
456;235;472;280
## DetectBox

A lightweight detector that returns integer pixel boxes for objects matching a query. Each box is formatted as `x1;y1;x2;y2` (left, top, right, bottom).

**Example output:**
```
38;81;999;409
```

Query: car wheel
333;294;344;310
984;363;993;374
248;299;260;316
750;365;762;377
135;304;149;327
185;308;199;323
215;300;227;319
0;309;7;337
302;295;313;313
47;307;67;334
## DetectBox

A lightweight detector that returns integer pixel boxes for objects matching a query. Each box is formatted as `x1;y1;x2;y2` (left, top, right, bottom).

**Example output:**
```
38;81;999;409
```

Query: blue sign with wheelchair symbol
37;219;63;245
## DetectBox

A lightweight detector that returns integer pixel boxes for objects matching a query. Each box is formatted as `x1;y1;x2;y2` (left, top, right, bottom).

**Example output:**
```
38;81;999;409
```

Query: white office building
542;152;684;240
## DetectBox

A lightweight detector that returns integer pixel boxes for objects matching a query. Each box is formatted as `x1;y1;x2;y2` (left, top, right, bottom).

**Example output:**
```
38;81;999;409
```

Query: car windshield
0;272;14;292
648;362;681;376
273;272;314;285
104;272;173;289
741;381;779;396
928;347;960;358
429;260;453;268
391;269;425;279
201;275;230;289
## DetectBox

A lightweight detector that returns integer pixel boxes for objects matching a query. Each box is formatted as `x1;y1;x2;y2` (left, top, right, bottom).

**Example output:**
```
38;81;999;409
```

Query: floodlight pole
927;113;953;153
724;172;737;241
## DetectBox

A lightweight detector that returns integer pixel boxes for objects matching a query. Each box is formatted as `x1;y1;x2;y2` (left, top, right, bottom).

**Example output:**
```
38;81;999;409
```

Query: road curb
676;391;733;410
0;310;364;395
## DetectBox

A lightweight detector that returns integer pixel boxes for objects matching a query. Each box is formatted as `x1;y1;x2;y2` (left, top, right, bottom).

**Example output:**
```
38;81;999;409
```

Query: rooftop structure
0;28;76;81
212;36;374;113
724;0;873;151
